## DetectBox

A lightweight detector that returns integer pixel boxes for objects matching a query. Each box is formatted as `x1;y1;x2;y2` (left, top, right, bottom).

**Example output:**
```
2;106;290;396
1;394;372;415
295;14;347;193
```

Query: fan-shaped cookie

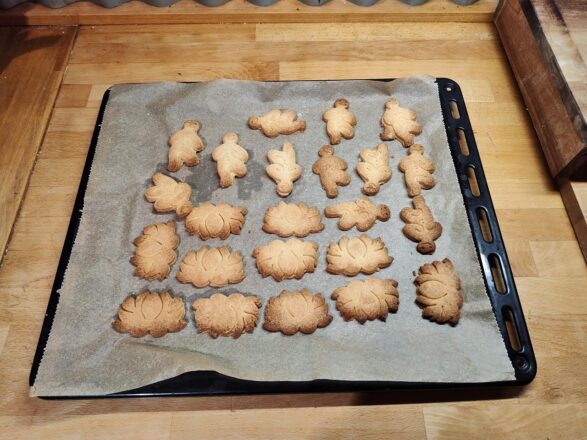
312;145;351;198
400;195;442;254
399;144;436;197
212;132;249;188
322;98;357;145
248;109;306;138
262;202;324;238
253;239;318;281
193;292;262;339
326;234;393;276
145;173;192;218
186;202;247;240
263;289;333;335
130;221;179;281
325;198;390;232
113;291;187;338
380;98;422;147
415;258;463;325
167;120;204;172
176;246;245;288
356;143;392;196
331;278;399;323
266;141;302;197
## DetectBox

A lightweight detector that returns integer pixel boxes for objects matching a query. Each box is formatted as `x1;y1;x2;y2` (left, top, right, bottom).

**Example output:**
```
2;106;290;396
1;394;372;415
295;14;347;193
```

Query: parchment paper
31;77;515;396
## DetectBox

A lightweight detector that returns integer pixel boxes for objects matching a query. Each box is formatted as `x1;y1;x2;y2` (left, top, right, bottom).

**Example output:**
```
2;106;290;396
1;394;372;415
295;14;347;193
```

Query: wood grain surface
0;22;586;439
0;26;76;263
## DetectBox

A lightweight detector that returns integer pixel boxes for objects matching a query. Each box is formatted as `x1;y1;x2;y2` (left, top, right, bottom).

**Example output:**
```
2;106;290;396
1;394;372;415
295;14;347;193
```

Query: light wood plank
530;240;587;277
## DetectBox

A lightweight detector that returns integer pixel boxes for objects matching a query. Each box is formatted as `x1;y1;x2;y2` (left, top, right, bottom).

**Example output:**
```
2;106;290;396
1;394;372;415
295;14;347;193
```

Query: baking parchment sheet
31;76;515;396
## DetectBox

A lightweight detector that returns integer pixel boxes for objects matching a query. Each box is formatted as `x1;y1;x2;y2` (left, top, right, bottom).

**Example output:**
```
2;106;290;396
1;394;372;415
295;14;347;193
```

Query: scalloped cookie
193;292;262;338
262;201;324;238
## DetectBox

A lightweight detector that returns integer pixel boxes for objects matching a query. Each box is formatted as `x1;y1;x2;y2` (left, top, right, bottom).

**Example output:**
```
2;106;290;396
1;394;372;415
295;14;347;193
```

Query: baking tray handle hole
503;306;523;353
489;254;507;294
476;208;493;243
449;100;461;119
457;128;470;156
466;166;481;197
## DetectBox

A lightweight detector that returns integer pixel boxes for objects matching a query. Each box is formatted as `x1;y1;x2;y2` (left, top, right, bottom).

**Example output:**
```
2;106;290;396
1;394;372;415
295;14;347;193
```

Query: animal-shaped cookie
331;278;399;323
253;239;318;281
186;202;247;240
176;246;245;288
398;144;436;197
263;289;333;335
263;202;324;238
167;120;204;172
266;141;302;197
326;234;393;276
322;98;357;145
130;221;179;281
312;145;351;198
356;143;392;196
400;195;442;254
324;198;390;232
415;258;463;325
380;98;422;147
193;293;262;339
145;173;192;218
112;291;187;338
212;133;249;188
248;109;306;138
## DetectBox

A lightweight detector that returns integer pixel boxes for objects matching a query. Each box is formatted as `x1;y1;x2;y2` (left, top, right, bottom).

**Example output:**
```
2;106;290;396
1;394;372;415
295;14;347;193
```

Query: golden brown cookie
324;197;390;232
331;277;399;323
130;221;179;281
398;144;436;197
400;195;442;254
193;292;262;338
211;132;249;188
356;143;392;196
415;258;463;325
266;141;302;197
262;201;324;238
176;246;245;288
253;239;318;281
145;172;192;218
322;98;357;145
248;109;306;138
380;98;422;147
326;234;393;276
186;202;247;240
112;291;187;338
263;289;333;335
311;145;351;198
167;120;204;173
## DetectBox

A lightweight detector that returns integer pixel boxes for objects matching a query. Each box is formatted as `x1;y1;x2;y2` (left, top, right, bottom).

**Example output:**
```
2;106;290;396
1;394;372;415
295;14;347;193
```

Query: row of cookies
114;257;463;339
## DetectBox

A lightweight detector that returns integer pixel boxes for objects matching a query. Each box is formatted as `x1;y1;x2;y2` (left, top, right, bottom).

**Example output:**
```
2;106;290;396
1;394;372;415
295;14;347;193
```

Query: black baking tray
30;78;536;398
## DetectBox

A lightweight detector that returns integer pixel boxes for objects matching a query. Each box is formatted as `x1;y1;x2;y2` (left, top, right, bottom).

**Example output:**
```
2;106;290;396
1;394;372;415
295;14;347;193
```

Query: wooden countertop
0;17;586;439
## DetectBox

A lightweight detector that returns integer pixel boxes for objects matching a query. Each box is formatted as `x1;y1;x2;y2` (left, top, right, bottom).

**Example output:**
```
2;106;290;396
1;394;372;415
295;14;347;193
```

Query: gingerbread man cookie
193;293;262;339
266;141;302;197
322;98;357;145
356;143;392;196
399;144;436;197
253;239;318;281
263;201;324;238
145;173;192;218
186;202;247;240
130;221;179;281
380;98;422;147
312;145;351;198
324;197;390;232
326;234;393;276
167;120;204;172
400;195;442;254
331;278;399;323
176;246;245;288
248;109;306;138
212;133;249;188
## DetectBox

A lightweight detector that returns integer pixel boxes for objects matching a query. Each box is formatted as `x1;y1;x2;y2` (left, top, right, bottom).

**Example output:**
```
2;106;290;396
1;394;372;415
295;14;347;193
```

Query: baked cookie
193;292;262;339
212;133;249;188
324;197;390;232
356;143;392;196
380;98;422;147
415;258;463;325
400;195;442;254
263;289;333;335
331;278;399;323
312;145;351;198
248;109;306;138
322;98;357;145
130;221;179;281
263;201;324;238
145;173;192;218
112;291;187;338
327;234;393;276
186;202;247;240
398;144;436;197
176;246;245;288
167;120;204;172
266;141;302;197
253;239;318;281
